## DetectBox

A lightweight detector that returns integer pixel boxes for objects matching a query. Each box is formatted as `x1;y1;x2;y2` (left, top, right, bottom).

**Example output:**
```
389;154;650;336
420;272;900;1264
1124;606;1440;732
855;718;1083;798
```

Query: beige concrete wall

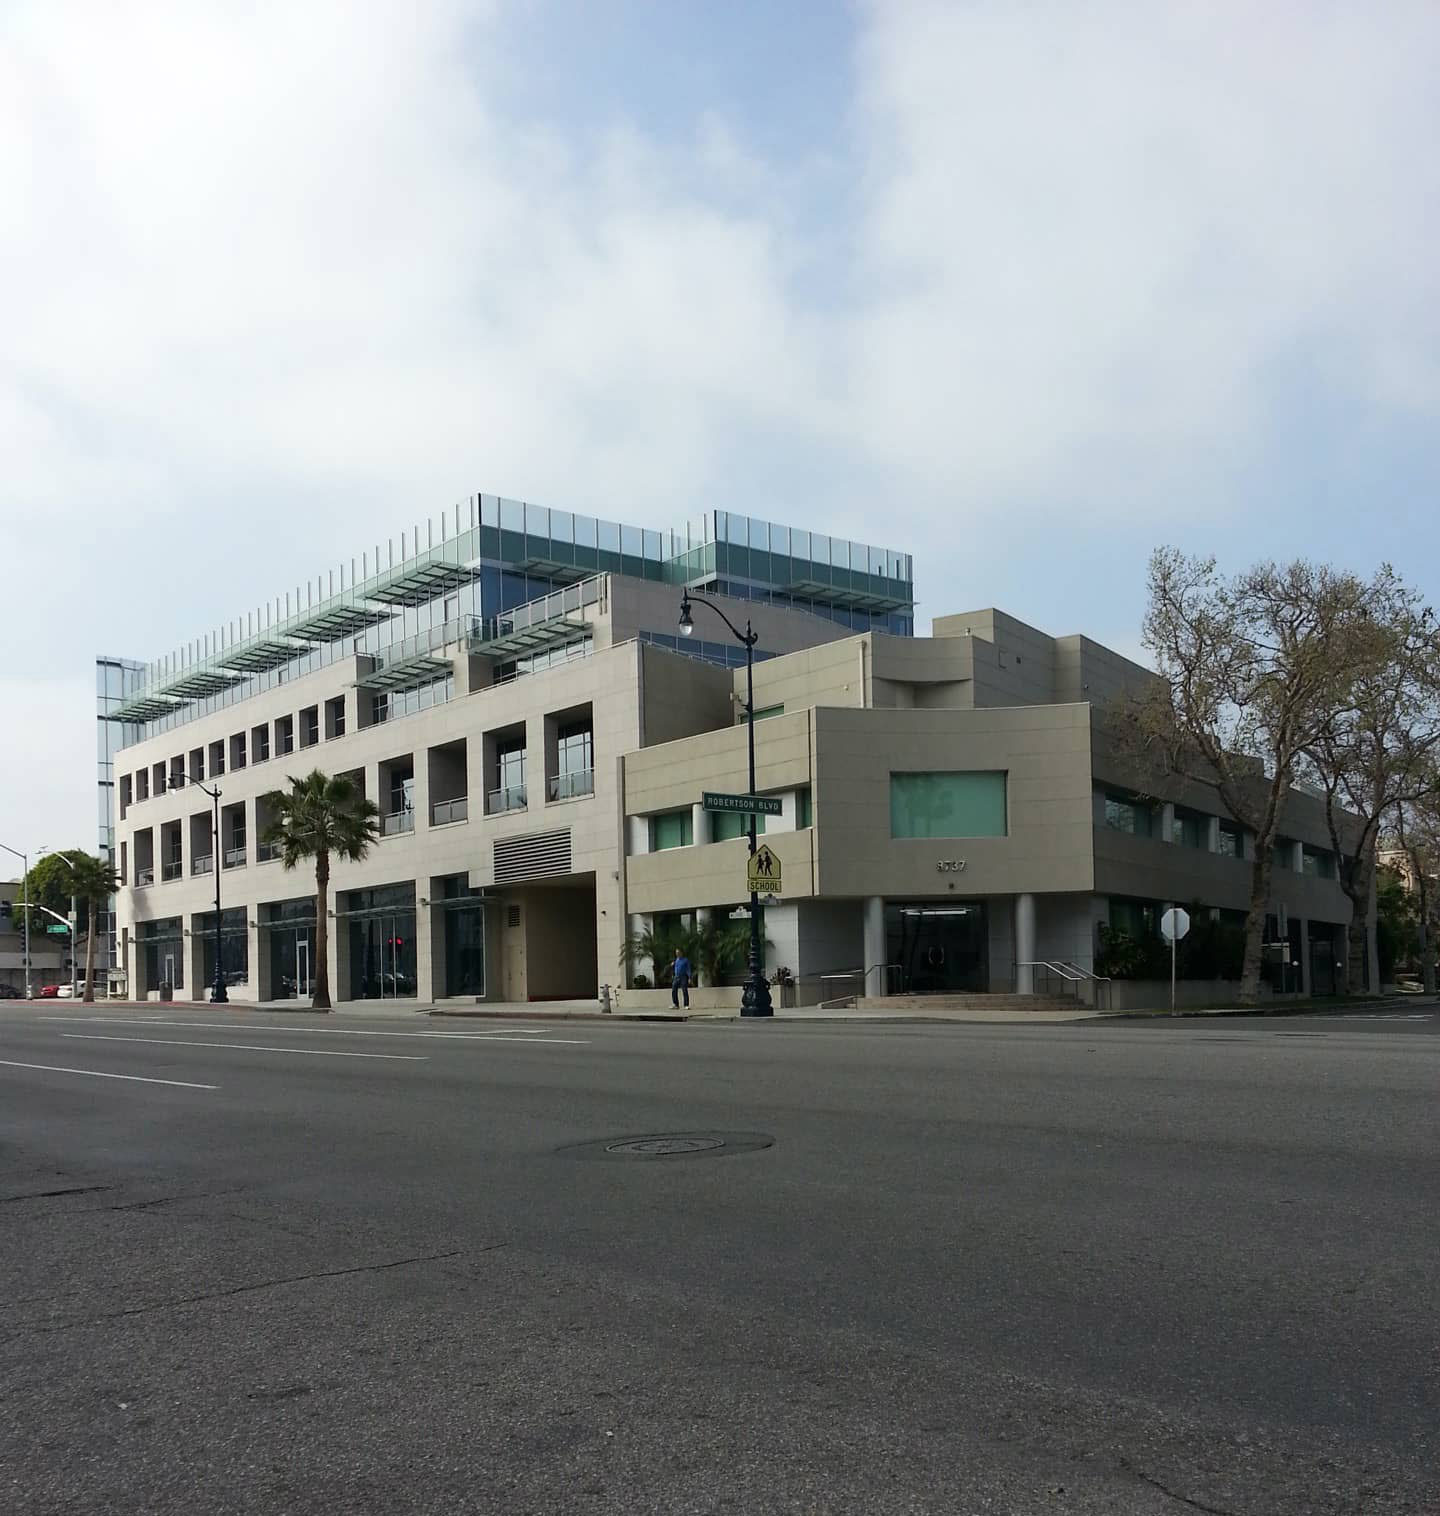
742;637;869;717
608;577;853;658
519;882;599;999
626;831;816;915
638;645;733;747
812;704;1097;899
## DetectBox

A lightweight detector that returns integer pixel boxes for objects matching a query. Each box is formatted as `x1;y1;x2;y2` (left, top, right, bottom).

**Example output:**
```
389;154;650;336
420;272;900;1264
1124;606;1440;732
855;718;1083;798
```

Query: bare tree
1300;581;1440;992
1125;550;1380;1003
1390;790;1440;994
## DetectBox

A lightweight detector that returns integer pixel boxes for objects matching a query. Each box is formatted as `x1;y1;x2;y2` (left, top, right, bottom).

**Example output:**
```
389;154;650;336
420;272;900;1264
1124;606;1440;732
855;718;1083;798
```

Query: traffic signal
0;900;10;921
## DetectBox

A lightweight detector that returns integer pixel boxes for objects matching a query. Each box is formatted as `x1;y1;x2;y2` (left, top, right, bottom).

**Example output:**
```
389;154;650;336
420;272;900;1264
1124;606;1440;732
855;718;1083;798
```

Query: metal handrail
1059;960;1113;1011
1015;959;1085;981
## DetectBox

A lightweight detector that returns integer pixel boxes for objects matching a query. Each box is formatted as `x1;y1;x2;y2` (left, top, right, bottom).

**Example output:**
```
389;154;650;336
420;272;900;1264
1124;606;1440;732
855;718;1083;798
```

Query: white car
55;984;75;998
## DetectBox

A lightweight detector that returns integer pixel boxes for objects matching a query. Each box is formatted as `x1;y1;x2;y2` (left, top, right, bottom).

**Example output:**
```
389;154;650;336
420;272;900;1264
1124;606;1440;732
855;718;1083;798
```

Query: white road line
0;1058;217;1090
39;1016;590;1044
61;1035;428;1061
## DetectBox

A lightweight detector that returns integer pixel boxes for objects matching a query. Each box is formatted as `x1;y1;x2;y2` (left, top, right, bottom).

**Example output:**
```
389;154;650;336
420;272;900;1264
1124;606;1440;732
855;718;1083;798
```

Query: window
300;706;319;748
1103;792;1153;838
1171;808;1205;849
891;772;1007;839
552;720;594;800
1272;838;1295;871
231;732;247;770
136;769;149;801
209;740;225;776
325;696;346;739
650;811;694;851
713;810;765;842
189;748;205;782
1217;820;1244;858
1302;846;1336;879
1109;899;1159;940
796;787;812;829
252;724;270;763
737;702;784;724
276;715;294;756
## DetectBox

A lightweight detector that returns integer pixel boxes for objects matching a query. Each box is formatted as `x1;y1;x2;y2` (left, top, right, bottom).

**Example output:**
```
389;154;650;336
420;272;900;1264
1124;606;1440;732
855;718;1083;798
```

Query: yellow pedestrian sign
746;844;782;896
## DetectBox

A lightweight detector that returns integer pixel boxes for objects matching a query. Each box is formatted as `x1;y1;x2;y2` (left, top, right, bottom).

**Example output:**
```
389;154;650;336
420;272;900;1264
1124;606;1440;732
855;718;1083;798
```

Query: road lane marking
61;1035;428;1061
40;1017;589;1044
0;1058;217;1090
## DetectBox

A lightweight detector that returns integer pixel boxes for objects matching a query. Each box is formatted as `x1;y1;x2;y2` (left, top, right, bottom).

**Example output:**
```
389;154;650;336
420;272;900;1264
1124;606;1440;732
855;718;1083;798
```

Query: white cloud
1;0;1437;859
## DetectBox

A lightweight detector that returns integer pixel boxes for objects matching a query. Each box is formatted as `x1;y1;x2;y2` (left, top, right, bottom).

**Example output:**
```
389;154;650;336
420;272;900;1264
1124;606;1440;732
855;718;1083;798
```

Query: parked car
56;985;75;998
37;984;60;998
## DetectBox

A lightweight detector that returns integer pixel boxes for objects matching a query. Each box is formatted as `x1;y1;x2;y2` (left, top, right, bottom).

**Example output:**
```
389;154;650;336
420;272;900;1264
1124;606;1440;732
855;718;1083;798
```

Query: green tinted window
650;811;694;851
712;811;765;843
796;787;812;829
890;772;1007;839
1104;792;1153;838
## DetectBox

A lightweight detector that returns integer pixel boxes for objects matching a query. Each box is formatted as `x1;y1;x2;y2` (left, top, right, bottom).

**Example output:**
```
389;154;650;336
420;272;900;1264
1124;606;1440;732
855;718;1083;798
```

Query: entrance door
1309;929;1337;996
163;953;176;990
886;903;989;994
295;939;312;998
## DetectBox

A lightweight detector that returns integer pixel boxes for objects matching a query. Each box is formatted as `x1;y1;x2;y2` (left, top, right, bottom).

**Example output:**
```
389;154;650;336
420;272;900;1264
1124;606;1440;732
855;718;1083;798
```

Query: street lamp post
1;841;32;1000
180;771;228;1004
678;591;773;1017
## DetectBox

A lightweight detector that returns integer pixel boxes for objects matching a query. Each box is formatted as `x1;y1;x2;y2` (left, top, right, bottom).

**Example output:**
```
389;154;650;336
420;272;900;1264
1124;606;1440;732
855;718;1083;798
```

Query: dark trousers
671;976;690;1008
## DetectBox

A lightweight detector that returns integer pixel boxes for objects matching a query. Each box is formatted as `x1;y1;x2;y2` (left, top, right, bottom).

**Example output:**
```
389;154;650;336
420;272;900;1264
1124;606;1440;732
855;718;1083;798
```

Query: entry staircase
851;992;1088;1014
816;959;1110;1013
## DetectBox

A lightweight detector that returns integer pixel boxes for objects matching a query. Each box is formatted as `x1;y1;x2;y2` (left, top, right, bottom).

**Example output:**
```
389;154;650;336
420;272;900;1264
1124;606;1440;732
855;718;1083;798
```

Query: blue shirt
673;956;691;982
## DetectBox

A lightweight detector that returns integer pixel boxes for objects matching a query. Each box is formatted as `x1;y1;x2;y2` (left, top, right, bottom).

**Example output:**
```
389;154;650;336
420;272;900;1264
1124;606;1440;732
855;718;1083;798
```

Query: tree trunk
1345;914;1372;994
82;906;97;1003
1419;871;1436;997
1239;854;1273;1005
312;852;331;1011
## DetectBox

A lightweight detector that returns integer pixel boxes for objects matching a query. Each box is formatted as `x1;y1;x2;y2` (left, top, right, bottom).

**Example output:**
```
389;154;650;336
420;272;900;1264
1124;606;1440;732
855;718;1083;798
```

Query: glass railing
431;797;469;826
256;842;280;863
135;867;155;887
381;809;415;836
161;860;182;881
223;847;247;869
191;855;214;876
487;784;527;815
548;769;594;802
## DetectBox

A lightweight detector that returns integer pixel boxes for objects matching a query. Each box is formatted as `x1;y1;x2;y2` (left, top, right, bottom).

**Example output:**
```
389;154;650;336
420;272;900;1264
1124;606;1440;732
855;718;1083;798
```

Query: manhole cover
607;1136;727;1156
558;1131;774;1161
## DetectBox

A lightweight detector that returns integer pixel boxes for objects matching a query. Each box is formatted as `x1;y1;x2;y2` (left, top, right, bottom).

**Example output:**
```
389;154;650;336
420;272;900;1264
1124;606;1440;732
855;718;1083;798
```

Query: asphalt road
1;1006;1436;1515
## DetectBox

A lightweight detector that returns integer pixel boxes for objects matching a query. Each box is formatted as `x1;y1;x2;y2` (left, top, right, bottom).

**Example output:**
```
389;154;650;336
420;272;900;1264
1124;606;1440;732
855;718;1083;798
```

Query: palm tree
48;851;119;1003
259;770;380;1010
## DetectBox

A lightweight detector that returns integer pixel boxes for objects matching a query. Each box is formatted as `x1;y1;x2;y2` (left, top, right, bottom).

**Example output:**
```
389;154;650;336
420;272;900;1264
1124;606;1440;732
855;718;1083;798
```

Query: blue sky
2;0;1439;863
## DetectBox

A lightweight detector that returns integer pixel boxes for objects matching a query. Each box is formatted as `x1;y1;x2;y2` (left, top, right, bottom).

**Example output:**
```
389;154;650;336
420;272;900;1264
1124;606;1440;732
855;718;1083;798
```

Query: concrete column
1015;892;1037;994
1299;919;1312;997
626;816;649;856
1160;802;1176;844
414;880;435;1002
691;802;711;847
863;896;885;998
1206;816;1221;853
774;792;799;834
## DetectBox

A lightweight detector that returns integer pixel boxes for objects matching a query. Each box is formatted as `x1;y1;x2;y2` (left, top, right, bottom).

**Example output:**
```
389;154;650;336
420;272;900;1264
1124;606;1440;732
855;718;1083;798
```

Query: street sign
1160;907;1190;942
704;791;783;817
746;844;783;895
45;924;69;936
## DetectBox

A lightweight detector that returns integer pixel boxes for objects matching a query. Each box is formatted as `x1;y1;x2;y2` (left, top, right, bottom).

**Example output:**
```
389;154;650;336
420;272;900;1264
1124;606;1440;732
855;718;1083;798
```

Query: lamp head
678;594;694;637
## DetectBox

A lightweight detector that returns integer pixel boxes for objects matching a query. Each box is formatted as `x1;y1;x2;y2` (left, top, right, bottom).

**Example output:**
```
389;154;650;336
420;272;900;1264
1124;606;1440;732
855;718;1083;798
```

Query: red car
37;985;60;998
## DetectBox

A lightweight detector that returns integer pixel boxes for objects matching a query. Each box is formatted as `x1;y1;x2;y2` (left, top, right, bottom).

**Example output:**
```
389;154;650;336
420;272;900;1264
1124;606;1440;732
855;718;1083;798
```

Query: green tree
44;851;120;1002
259;771;379;1010
14;852;86;924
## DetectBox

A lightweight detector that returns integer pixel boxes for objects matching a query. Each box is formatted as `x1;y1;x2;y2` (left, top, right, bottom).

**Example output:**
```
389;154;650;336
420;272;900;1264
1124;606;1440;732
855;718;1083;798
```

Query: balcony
223;846;247;870
135;867;155;888
548;769;594;802
487;785;527;815
191;854;214;877
431;797;469;826
161;859;183;882
381;809;416;837
256;842;281;863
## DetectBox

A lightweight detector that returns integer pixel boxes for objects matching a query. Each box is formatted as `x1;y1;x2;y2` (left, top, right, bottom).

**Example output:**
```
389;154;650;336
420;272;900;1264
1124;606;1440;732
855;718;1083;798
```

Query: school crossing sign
746;844;783;896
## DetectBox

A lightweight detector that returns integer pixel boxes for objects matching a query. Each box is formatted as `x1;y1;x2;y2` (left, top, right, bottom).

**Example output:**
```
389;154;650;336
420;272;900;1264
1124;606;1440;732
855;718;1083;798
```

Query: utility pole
0;842;30;1000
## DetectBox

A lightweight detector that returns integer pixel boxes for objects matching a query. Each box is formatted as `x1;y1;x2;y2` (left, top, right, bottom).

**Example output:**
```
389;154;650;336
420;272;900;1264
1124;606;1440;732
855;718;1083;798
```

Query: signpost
704;791;783;817
1160;906;1191;1015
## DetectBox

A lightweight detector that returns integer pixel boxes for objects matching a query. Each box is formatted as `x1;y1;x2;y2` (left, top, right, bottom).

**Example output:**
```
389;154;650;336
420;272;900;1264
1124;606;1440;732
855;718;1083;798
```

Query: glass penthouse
100;495;913;1004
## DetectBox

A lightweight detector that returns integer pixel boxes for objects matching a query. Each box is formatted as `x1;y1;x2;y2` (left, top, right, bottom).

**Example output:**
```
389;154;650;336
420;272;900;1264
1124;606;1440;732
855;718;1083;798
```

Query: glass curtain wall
886;904;989;994
196;907;249;989
262;898;316;1000
139;918;184;992
439;877;486;997
344;884;418;1000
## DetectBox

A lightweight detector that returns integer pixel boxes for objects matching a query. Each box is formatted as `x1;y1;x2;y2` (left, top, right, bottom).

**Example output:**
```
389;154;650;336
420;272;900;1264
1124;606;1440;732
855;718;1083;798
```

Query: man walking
670;947;692;1009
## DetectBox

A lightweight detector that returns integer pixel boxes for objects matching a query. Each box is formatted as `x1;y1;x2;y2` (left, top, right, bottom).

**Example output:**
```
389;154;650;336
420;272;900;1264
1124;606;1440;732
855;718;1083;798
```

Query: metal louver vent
493;829;572;884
